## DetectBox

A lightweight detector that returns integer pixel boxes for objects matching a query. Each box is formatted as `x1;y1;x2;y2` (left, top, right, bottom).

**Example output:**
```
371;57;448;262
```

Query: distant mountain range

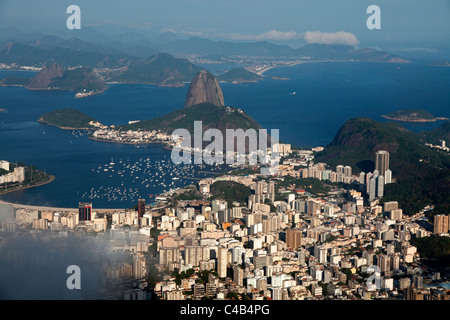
0;41;132;68
0;30;412;94
0;30;410;67
160;37;409;62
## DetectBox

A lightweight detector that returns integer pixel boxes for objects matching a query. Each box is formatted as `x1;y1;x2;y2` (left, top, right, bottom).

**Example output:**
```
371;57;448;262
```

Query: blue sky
1;0;449;47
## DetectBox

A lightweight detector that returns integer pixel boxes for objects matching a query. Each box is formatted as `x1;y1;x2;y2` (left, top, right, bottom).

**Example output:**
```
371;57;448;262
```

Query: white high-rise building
343;166;352;177
384;169;392;184
359;172;365;184
287;194;296;209
314;246;328;264
231;246;243;265
366;172;373;194
373;169;379;178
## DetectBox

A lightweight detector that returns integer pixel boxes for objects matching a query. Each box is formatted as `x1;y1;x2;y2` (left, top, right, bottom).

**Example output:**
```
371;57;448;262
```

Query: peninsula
0;160;54;195
217;68;263;84
38;108;100;130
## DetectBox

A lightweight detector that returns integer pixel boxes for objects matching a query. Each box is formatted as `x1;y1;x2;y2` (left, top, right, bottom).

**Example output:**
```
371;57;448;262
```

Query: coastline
0;174;55;196
0;198;120;214
88;136;168;146
382;115;449;123
38;119;95;131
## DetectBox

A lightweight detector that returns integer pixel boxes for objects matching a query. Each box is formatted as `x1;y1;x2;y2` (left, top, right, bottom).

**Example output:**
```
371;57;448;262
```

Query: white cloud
228;30;303;41
226;30;359;46
303;31;359;46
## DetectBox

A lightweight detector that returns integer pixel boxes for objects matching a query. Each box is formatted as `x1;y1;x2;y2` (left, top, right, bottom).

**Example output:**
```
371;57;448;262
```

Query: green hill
120;102;263;152
217;68;263;83
209;181;253;206
315;117;450;215
121;102;261;133
39;108;98;129
410;235;450;266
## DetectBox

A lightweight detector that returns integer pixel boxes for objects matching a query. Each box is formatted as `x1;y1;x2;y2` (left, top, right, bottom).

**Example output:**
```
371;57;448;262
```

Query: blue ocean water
221;62;450;147
0;62;449;208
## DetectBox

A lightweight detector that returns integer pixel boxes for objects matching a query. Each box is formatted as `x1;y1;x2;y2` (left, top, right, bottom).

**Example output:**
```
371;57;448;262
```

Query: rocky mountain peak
184;70;225;108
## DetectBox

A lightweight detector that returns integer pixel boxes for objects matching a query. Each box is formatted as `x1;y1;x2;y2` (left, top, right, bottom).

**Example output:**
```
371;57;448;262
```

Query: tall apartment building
286;228;302;249
314;245;328;264
132;253;146;279
343;165;352;177
184;245;208;267
159;247;181;266
137;199;145;219
433;215;449;234
78;202;92;222
375;150;390;177
233;265;244;286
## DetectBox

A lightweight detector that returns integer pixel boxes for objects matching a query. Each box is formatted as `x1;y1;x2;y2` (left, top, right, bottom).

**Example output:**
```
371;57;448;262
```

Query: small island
38;108;101;130
382;108;449;123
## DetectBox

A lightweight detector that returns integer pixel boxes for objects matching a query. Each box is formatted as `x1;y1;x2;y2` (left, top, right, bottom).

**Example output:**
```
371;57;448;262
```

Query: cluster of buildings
425;140;449;153
0;146;448;301
135;148;447;300
0;160;25;185
91;128;172;145
274;150;392;202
